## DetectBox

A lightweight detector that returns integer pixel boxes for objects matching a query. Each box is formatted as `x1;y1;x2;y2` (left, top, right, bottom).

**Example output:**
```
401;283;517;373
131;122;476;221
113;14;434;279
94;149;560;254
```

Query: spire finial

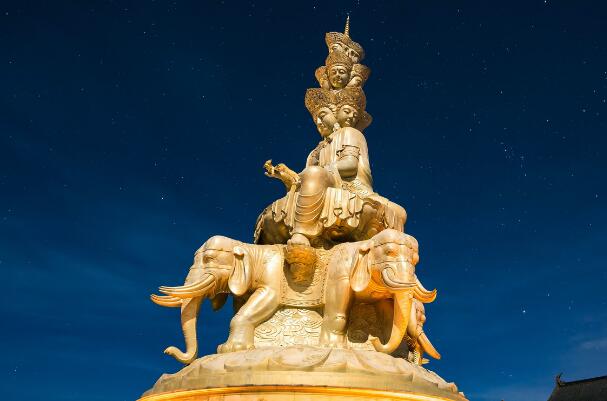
344;15;350;37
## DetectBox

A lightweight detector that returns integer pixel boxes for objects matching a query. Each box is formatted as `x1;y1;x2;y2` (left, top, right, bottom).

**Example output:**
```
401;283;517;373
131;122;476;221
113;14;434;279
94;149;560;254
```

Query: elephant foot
217;340;255;353
318;332;348;349
218;326;256;353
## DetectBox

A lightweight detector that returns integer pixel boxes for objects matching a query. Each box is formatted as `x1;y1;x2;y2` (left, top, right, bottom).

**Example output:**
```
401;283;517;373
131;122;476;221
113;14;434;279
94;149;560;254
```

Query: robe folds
255;127;406;243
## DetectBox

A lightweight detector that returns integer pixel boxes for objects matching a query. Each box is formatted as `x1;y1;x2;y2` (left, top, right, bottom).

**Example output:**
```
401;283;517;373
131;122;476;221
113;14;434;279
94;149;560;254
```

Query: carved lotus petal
224;348;274;371
269;345;330;370
354;349;402;374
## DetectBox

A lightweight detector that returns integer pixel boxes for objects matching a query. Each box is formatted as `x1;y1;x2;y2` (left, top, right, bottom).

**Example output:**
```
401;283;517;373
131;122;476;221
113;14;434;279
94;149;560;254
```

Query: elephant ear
350;240;373;292
228;246;251;297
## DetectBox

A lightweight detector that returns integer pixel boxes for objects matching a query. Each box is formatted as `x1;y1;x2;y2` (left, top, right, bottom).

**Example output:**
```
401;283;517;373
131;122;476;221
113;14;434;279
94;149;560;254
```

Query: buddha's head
348;64;371;88
305;88;337;137
314;66;330;90
335;87;366;128
336;104;359;127
325;18;365;64
315;107;338;137
325;51;353;89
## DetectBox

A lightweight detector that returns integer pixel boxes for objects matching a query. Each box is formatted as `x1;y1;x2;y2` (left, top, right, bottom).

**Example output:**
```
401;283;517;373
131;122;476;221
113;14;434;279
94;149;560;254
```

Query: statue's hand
263;160;300;191
275;163;300;189
263;159;279;178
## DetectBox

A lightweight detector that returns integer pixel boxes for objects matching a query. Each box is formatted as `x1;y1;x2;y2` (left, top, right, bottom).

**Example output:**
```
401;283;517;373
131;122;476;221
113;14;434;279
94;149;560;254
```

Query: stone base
139;346;467;401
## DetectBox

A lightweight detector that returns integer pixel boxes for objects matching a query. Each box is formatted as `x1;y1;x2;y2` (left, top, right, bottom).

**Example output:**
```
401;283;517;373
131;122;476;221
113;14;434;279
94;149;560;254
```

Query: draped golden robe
255;127;406;244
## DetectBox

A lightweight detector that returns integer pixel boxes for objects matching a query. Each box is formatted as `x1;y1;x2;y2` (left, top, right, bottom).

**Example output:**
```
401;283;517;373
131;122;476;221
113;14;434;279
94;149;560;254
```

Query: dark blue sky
2;1;606;400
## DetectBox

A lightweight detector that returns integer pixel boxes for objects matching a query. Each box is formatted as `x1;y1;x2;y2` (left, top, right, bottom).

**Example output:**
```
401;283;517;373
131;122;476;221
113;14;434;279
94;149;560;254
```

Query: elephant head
349;229;438;355
150;235;254;364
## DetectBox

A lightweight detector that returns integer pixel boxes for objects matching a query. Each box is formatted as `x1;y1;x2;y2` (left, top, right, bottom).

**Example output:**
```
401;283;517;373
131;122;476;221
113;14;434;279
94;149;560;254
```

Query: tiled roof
547;374;607;401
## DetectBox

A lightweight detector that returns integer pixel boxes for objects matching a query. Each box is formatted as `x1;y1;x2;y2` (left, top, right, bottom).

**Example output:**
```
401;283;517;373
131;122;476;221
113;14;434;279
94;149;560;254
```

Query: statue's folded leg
291;166;336;245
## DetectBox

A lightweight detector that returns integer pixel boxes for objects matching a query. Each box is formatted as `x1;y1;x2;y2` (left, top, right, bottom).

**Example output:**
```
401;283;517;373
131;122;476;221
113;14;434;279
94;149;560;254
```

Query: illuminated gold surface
152;230;438;361
142;17;467;401
140;347;466;401
138;385;463;401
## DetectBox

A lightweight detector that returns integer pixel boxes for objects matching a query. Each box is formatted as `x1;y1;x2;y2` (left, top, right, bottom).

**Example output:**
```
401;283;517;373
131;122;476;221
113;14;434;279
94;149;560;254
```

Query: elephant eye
203;252;217;263
384;244;398;256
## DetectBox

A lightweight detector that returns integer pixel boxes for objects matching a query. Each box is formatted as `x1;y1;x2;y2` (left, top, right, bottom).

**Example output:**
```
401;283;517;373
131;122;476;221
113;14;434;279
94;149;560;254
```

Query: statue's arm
335;128;367;179
305;149;317;167
336;151;359;179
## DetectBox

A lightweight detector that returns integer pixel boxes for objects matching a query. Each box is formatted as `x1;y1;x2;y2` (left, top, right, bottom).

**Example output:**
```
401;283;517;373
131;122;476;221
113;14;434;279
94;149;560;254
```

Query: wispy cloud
579;337;607;351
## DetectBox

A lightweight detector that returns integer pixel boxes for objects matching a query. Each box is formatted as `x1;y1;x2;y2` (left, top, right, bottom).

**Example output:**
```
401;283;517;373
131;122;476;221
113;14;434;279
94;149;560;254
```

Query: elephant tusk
418;331;441;360
414;275;437;303
159;274;216;298
381;268;416;290
150;294;182;307
161;277;214;290
159;282;214;297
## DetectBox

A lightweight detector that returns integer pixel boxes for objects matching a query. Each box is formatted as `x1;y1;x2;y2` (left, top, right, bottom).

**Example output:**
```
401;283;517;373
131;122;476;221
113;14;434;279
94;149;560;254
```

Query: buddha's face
328;63;351;89
314;107;337;137
336;104;359;127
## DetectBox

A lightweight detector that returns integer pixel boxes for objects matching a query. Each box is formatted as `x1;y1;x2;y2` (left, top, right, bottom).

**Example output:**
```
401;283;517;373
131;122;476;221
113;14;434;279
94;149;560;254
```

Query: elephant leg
320;275;352;348
218;286;279;353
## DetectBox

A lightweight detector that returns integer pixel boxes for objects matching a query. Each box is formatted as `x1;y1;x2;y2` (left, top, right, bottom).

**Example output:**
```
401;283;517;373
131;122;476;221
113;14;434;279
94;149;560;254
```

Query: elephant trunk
371;291;413;354
157;273;218;365
164;296;202;364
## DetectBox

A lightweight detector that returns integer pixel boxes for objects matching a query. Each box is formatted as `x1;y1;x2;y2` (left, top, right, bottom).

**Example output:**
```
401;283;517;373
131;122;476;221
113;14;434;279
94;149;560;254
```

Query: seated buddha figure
254;87;406;247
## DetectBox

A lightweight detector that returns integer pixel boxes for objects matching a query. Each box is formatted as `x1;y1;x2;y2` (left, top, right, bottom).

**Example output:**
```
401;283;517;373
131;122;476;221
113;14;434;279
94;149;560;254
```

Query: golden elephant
151;229;439;365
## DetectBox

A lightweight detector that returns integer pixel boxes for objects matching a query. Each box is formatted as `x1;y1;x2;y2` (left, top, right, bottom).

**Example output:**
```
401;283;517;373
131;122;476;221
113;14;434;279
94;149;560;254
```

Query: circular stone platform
139;346;467;401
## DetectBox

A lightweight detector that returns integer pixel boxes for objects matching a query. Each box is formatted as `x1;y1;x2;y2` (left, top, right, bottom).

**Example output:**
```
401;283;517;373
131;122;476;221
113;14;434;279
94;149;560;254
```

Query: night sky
2;1;606;400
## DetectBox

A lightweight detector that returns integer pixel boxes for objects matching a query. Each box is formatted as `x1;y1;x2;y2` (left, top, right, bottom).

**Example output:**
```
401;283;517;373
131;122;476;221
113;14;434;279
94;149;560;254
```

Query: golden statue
141;18;468;401
256;86;404;248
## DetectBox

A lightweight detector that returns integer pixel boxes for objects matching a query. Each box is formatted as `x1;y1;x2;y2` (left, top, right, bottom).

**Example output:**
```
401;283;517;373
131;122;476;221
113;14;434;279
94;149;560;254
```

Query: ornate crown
325;17;365;62
325;50;353;69
356;111;373;131
304;88;335;116
335;87;366;112
314;66;331;90
349;64;371;86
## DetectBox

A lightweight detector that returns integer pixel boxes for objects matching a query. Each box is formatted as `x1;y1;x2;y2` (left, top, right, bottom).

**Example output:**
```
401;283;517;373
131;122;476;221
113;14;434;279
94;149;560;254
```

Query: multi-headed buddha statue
144;18;467;401
315;16;371;90
255;19;406;251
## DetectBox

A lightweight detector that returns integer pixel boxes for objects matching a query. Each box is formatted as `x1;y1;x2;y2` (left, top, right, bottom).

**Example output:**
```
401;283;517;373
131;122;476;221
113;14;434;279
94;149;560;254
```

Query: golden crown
325;50;354;69
325;17;365;61
335;87;366;112
351;64;371;84
356;111;373;131
304;88;336;116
